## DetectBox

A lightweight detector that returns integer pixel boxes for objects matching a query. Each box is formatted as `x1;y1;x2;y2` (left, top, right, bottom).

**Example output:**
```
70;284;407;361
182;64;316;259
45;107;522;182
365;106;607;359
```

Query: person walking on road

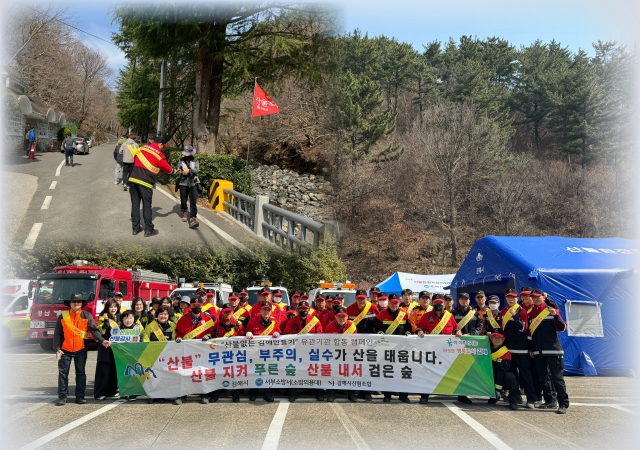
53;294;109;406
128;135;172;237
62;132;76;167
25;126;36;155
113;136;126;185
176;145;200;229
121;134;138;191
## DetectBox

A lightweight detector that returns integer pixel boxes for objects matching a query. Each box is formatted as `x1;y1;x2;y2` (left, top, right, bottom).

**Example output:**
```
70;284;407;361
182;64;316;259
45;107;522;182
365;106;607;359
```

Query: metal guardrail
262;203;324;251
219;186;324;251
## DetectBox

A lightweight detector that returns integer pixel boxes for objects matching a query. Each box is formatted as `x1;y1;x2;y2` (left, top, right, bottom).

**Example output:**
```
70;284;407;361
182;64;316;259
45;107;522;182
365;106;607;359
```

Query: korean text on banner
111;335;494;399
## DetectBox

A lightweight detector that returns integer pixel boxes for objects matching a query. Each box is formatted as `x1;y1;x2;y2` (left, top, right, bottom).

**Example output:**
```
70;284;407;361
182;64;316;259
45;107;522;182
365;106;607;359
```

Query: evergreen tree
116;59;160;140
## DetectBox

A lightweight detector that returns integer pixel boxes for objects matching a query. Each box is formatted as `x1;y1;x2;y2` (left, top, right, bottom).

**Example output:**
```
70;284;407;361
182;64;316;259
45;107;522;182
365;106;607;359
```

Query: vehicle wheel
39;340;54;351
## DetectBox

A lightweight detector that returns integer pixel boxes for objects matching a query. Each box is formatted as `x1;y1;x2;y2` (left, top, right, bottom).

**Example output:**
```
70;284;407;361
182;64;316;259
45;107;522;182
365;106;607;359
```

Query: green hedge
57;126;71;142
164;148;253;196
3;243;346;294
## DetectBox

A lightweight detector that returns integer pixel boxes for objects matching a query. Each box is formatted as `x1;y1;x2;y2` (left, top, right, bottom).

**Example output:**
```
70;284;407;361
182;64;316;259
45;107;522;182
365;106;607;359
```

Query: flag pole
244;77;257;194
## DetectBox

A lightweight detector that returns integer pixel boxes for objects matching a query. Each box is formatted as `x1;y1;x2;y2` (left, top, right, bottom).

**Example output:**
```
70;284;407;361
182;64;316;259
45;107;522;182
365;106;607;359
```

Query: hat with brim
64;294;87;307
182;145;196;156
228;296;239;301
195;289;206;295
239;291;248;296
316;297;326;302
298;301;310;309
489;332;505;338
432;298;444;304
221;303;234;313
261;302;273;310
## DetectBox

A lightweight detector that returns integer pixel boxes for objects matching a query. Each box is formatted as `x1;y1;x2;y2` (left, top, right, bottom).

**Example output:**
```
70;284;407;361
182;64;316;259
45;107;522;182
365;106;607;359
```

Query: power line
23;4;117;47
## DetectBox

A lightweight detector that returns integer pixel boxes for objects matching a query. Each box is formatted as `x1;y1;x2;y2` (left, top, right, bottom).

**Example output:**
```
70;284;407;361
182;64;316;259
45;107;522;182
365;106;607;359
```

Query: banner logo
222;381;230;388
255;378;264;387
124;363;157;380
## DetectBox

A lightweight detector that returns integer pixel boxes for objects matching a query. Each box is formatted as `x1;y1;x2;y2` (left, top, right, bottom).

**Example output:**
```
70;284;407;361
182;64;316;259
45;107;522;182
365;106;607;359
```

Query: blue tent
450;236;638;376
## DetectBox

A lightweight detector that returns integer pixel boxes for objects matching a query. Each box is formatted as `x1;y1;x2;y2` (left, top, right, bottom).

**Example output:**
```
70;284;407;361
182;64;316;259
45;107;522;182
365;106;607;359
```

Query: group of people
53;285;569;414
113;135;201;236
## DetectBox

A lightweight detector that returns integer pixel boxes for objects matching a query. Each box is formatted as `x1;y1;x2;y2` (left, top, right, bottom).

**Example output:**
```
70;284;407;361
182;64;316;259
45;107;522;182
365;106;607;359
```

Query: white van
169;280;233;308
1;279;33;340
244;280;290;307
308;282;357;307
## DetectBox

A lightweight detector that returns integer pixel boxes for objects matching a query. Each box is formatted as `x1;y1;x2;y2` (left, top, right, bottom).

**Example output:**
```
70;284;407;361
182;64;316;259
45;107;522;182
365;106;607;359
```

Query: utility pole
157;57;167;137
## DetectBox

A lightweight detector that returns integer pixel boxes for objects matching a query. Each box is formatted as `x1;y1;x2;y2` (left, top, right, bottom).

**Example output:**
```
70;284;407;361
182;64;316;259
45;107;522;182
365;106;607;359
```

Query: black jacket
373;308;413;336
452;305;483;335
528;304;567;355
53;310;104;352
501;306;528;353
491;343;512;390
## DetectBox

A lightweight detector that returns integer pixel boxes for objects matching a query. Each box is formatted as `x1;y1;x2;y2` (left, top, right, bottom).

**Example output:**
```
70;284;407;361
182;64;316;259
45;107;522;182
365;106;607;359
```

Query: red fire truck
28;262;176;350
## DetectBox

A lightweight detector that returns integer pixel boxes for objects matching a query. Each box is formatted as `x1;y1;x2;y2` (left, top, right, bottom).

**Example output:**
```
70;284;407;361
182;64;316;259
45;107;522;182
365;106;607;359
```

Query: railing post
254;195;269;237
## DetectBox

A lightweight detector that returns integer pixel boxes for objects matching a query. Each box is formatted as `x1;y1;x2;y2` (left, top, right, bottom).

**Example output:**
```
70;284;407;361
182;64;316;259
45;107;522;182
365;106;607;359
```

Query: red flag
252;82;279;117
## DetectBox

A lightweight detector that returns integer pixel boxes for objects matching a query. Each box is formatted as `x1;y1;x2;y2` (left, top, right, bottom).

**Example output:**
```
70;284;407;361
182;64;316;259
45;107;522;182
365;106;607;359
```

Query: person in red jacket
285;300;323;402
207;303;245;403
173;297;215;405
280;309;296;333
128;136;173;237
324;307;355;402
245;301;280;402
242;286;284;326
346;289;380;334
488;331;519;410
312;296;331;327
416;295;461;404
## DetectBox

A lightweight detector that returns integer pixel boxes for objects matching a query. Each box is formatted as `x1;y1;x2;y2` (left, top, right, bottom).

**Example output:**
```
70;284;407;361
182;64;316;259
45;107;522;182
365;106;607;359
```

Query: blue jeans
65;148;74;165
58;348;87;399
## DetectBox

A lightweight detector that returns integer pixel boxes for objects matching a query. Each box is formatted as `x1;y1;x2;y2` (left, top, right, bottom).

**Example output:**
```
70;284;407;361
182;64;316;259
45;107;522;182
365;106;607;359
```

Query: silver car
74;137;88;155
84;137;92;149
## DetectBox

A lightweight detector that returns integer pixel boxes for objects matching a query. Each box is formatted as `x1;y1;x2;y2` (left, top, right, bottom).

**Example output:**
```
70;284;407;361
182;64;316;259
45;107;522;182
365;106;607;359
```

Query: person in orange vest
409;291;431;333
324;306;355;402
471;292;488;335
245;301;281;402
53;294;109;406
128;135;173;237
416;294;461;404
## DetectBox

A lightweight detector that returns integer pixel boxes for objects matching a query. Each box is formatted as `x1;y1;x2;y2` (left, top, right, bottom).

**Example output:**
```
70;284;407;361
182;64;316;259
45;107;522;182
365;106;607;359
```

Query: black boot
399;393;410;403
347;391;358;402
232;391;240;403
263;390;274;403
289;389;298;402
419;394;429;404
210;390;221;403
327;390;336;402
316;390;324;402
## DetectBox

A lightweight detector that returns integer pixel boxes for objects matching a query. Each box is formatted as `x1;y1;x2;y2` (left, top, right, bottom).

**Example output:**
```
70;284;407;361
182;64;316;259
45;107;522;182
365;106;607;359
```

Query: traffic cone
49;142;54;152
28;145;35;160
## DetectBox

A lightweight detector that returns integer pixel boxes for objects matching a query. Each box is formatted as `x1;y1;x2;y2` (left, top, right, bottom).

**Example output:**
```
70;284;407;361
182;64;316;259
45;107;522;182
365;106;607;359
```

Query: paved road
2;341;637;450
4;134;261;252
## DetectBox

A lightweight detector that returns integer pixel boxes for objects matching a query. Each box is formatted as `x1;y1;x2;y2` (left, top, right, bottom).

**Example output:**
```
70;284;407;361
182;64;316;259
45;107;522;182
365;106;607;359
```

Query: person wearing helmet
245;301;281;402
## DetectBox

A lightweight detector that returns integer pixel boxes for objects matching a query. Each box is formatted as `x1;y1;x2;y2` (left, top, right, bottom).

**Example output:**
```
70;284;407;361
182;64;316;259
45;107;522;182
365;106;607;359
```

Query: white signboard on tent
376;272;455;294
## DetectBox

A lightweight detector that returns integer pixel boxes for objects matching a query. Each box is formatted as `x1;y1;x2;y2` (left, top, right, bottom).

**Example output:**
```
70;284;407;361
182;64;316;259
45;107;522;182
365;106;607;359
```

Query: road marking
155;187;249;252
41;196;52;210
49;181;57;189
261;399;290;450
330;403;371;450
16;399;124;450
22;223;43;250
55;159;65;176
441;401;512;450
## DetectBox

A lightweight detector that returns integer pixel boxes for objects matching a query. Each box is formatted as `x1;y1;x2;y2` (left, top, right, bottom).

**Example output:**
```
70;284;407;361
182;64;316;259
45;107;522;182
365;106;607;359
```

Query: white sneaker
97;396;106;401
114;181;118;185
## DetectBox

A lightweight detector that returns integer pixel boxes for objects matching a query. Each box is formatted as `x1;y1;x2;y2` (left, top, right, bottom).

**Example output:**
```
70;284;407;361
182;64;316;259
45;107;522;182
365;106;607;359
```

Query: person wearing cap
409;291;431;333
369;287;381;306
53;294;108;406
176;145;200;228
400;289;418;315
485;295;502;334
500;288;536;408
149;296;162;318
416;294;461;404
272;289;287;314
487;331;519;410
128;135;173;237
251;286;285;325
239;291;250;308
288;290;302;312
112;292;127;313
528;288;569;414
471;292;488;335
312;295;331;327
281;309;297;333
346;289;380;335
451;292;484;404
245;301;281;402
374;293;413;403
443;294;454;312
324;306;356;402
94;299;121;400
202;289;220;318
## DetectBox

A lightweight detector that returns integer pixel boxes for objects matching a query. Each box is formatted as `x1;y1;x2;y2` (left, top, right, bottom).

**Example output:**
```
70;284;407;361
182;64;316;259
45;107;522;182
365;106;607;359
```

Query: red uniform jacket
280;317;294;333
212;318;244;337
284;314;323;334
346;302;380;333
243;301;284;324
313;308;332;327
128;143;172;189
245;316;279;336
325;319;357;334
416;311;459;335
175;313;214;339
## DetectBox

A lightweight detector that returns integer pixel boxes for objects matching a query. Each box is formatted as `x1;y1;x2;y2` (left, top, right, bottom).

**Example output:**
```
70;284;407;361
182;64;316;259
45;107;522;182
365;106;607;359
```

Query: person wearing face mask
272;289;287;314
285;300;323;402
487;331;519;410
452;292;484;404
409;291;431;333
173;298;214;405
484;295;502;333
346;289;380;335
238;291;251;309
369;287;381;307
94;299;121;401
472;292;488;335
324;306;355;402
245;301;281;402
416;294;462;404
498;288;535;409
141;306;175;404
377;292;389;310
207;303;245;403
528;289;569;414
374;293;413;403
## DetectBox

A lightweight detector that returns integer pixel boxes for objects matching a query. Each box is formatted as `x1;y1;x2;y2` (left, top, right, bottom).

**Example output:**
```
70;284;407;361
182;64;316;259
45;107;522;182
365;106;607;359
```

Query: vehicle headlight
31;321;45;328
